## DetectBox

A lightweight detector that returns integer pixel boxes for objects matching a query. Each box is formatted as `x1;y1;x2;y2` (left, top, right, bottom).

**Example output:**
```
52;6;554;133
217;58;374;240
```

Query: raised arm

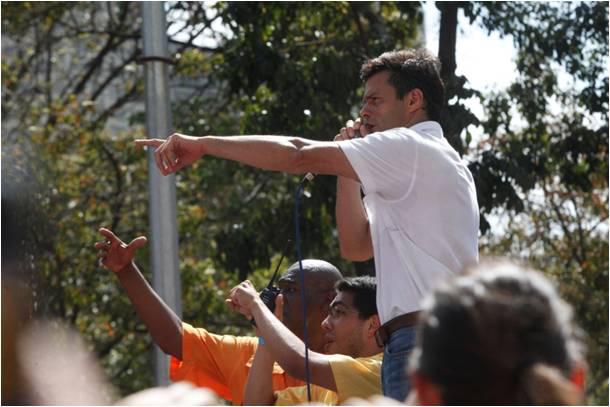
334;119;374;261
243;295;287;405
95;228;183;359
228;281;337;391
134;133;359;181
243;345;276;405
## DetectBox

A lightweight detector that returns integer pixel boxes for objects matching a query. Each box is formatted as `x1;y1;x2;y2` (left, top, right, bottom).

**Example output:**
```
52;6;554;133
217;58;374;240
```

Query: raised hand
227;280;259;319
334;117;369;142
134;133;205;176
95;228;147;273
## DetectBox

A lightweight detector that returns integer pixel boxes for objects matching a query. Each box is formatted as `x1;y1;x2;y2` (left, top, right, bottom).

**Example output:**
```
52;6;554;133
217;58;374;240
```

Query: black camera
251;240;290;326
259;285;281;313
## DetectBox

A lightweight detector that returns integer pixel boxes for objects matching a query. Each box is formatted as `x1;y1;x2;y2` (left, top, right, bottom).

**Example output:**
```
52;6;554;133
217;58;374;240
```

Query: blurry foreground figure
16;321;116;405
409;261;586;405
118;382;218;405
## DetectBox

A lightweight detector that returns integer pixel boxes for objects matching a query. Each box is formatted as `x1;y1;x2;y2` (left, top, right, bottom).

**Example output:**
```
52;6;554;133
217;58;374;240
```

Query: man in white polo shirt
135;48;479;402
334;50;479;400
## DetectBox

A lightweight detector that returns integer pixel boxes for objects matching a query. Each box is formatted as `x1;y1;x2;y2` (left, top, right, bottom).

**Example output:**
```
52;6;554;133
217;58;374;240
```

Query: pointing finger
134;139;164;149
99;228;120;244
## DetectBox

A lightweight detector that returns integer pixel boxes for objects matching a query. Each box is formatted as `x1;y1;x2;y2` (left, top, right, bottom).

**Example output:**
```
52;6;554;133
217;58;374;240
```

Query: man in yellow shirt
95;228;343;405
230;276;383;405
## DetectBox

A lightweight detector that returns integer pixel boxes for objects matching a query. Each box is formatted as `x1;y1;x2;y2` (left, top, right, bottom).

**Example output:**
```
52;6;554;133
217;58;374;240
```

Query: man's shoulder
328;352;383;371
376;121;442;140
182;322;257;347
354;352;383;367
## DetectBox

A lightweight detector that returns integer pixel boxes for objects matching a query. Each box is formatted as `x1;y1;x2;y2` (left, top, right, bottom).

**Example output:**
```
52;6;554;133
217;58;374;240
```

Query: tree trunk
436;2;465;155
437;2;458;82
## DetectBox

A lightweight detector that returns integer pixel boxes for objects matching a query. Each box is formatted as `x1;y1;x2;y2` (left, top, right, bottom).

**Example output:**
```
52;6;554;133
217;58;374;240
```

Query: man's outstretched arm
228;281;337;391
95;228;183;359
134;133;359;181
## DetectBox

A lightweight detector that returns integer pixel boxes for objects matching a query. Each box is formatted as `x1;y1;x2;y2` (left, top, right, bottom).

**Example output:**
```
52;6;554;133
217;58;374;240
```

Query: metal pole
141;1;182;386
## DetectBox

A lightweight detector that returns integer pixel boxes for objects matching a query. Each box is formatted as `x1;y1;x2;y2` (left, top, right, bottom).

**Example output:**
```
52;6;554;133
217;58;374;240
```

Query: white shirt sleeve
339;128;418;201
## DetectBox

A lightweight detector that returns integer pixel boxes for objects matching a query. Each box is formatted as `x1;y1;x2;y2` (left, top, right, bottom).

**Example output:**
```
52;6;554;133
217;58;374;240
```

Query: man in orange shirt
95;228;342;405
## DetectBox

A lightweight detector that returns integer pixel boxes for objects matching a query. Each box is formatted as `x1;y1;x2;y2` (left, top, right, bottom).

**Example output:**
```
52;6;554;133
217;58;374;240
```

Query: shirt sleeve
169;322;256;402
339;129;418;201
327;354;383;403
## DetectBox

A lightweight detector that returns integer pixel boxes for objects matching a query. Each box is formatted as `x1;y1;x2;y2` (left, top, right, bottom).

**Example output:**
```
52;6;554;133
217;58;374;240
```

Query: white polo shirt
339;121;479;324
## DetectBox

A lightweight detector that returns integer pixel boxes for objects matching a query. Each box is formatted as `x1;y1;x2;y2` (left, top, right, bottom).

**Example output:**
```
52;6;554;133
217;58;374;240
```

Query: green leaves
3;1;607;403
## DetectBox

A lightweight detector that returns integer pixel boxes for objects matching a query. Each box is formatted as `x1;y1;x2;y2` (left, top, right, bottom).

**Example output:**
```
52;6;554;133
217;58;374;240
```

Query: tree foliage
2;0;420;397
461;2;608;403
1;1;607;403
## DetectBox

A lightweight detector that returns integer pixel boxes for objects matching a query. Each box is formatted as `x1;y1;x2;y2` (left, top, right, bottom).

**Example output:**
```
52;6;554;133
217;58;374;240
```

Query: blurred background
1;1;607;404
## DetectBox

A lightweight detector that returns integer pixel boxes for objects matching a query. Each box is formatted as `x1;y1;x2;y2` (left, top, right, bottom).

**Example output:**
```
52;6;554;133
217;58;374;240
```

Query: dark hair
409;261;585;405
360;49;445;121
335;276;377;319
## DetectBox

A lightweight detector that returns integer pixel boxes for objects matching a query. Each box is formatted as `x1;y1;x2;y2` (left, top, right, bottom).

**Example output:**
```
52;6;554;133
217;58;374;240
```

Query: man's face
320;291;368;358
277;268;335;353
359;70;412;133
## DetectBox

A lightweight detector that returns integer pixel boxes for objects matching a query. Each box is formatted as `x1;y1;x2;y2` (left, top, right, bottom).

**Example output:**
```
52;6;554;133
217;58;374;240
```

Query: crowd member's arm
243;295;286;405
243;340;276;405
228;281;337;391
334;119;374;261
134;134;359;181
95;228;183;359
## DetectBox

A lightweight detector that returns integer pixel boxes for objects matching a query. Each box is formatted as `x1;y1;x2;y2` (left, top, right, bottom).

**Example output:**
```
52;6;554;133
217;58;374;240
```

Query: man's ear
366;314;381;338
405;88;426;113
411;371;444;405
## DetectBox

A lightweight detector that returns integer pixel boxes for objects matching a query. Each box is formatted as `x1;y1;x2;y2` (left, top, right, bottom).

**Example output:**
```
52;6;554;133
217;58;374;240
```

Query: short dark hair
360;49;445;121
335;276;377;319
410;261;585;405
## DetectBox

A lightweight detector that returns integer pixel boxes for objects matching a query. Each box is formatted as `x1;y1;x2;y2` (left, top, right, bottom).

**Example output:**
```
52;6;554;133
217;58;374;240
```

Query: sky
423;1;517;91
422;1;517;123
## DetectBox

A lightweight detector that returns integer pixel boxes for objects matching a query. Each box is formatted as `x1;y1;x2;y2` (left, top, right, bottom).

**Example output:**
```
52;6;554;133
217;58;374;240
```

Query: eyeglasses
328;305;359;319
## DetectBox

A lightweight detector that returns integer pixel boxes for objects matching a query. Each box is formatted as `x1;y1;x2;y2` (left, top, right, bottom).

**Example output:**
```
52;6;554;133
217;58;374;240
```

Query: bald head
282;259;343;288
277;259;343;352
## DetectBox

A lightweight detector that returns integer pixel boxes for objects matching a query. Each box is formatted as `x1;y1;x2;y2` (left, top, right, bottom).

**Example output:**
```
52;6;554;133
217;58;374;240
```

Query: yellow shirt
169;323;303;405
274;353;383;405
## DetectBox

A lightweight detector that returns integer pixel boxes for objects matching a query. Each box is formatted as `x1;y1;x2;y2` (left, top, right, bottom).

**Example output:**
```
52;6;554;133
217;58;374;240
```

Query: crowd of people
7;47;585;405
98;47;588;405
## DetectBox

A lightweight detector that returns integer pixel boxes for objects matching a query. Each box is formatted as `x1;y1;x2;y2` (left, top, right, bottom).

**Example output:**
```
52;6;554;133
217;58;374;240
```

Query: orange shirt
169;322;303;405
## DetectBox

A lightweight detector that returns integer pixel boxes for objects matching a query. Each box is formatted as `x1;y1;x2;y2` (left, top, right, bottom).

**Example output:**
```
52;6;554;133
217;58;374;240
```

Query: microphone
301;173;315;183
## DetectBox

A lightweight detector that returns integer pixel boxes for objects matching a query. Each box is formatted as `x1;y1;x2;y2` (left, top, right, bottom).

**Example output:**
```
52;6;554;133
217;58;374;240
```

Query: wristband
258;336;265;345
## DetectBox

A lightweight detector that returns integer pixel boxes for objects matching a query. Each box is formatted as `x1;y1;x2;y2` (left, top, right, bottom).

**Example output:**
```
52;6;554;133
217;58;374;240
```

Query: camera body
260;286;281;313
250;240;290;327
251;286;280;327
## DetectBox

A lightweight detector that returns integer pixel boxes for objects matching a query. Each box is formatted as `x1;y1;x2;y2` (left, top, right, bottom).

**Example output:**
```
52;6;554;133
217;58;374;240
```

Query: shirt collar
409;120;443;139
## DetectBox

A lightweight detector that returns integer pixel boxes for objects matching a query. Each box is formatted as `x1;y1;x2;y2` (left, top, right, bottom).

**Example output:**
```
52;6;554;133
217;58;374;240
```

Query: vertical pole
141;1;182;386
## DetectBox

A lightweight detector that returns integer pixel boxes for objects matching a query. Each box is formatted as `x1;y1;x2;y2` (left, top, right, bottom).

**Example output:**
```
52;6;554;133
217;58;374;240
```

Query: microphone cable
294;172;314;402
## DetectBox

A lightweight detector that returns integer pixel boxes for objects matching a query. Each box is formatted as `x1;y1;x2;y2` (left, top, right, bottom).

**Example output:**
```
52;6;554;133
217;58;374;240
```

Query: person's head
321;276;381;358
359;49;444;132
277;259;343;353
409;261;586;405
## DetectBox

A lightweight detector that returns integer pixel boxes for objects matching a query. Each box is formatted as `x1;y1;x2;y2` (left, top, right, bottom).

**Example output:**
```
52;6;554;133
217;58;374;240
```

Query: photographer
229;276;383;405
94;228;342;405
